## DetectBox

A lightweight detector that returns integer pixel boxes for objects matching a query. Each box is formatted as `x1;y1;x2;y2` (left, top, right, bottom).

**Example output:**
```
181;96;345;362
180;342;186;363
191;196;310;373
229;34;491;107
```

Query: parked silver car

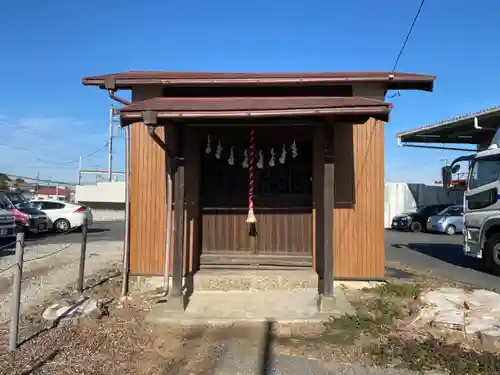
426;205;464;235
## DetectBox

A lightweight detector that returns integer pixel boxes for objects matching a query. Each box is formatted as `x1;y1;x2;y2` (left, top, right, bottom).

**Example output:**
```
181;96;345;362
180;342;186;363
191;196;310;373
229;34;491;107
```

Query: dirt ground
1;266;500;375
274;265;500;375
0;269;268;375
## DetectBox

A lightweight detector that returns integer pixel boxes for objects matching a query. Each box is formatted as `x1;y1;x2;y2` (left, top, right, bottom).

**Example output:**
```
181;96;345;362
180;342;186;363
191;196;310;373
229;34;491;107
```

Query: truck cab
443;140;500;274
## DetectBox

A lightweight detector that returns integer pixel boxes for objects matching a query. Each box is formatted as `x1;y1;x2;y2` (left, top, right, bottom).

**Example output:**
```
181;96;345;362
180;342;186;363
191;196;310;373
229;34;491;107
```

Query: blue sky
0;0;499;184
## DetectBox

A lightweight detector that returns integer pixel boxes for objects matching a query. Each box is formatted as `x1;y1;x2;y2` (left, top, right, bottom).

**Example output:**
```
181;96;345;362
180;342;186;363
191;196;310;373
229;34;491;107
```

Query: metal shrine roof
118;96;392;123
82;70;435;92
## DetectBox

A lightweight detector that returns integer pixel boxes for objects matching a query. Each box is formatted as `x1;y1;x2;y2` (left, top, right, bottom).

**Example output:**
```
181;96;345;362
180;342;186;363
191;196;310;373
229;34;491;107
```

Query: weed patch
368;336;500;375
368;282;421;299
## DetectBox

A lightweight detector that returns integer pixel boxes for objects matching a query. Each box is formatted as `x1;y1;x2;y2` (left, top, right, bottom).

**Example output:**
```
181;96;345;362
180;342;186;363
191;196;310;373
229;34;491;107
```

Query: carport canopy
396;106;500;147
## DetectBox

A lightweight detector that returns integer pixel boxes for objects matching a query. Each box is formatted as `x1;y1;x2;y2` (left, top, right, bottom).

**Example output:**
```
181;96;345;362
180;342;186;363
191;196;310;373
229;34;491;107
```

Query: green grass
322;287;406;344
281;282;500;374
367;282;422;299
368;336;500;375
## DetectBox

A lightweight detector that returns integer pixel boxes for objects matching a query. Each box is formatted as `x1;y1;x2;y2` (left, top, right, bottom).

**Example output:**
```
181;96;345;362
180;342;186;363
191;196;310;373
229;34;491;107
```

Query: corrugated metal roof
82;70;435;91
396;105;500;144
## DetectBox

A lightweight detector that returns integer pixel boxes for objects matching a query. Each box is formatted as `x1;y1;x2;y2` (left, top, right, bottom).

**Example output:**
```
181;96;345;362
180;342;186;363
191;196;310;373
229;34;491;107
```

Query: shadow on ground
393;242;484;271
41;227;111;237
385;267;415;279
0;239;17;256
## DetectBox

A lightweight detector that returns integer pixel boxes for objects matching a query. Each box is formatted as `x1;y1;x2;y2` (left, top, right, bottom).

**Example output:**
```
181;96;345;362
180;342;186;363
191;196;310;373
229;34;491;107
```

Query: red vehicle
0;192;49;235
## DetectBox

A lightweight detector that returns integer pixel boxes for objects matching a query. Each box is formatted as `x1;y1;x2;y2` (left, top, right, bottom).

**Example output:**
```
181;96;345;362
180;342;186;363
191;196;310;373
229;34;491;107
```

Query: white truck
442;130;500;274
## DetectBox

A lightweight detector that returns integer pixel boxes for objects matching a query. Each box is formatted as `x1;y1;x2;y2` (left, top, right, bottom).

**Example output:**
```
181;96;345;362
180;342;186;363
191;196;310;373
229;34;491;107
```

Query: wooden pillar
323;124;334;297
312;126;324;278
168;125;185;310
184;127;201;273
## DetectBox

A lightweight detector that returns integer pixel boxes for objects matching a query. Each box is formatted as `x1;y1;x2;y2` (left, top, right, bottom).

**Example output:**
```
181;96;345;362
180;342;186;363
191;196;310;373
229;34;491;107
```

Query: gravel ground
0;229;474;374
0;239;122;323
0;262;453;375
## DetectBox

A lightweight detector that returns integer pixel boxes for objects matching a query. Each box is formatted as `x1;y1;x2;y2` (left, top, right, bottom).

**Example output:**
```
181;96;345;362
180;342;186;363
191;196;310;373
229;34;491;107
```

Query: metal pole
35;172;40;197
77;217;88;292
164;156;173;295
9;231;25;351
108;104;114;182
78;156;82;185
121;126;131;297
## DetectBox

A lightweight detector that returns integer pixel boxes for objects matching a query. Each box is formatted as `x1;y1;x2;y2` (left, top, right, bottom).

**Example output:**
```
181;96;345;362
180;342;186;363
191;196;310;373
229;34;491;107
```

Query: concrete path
210;340;419;375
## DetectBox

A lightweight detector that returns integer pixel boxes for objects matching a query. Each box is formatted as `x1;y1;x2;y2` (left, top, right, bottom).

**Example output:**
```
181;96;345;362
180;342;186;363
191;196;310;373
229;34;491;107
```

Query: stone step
193;269;318;292
186;290;321;320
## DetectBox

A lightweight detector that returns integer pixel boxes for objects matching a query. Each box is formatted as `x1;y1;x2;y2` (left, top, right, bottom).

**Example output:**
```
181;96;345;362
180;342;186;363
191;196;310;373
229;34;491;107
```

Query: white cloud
0;115;125;184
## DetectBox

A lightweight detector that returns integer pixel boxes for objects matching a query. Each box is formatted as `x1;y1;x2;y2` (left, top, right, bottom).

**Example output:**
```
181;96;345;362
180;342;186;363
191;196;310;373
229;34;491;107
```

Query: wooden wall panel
333;118;385;279
202;211;252;252
129;124;167;275
256;211;312;254
201;210;312;255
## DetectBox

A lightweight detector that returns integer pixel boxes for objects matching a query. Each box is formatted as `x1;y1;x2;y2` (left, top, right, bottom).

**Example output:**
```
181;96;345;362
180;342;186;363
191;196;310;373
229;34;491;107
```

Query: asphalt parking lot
0;221;125;254
385;229;500;290
3;221;497;290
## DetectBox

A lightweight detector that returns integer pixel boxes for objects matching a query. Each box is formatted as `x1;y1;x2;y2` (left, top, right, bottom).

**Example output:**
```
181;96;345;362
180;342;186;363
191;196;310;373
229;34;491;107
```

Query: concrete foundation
145;270;355;329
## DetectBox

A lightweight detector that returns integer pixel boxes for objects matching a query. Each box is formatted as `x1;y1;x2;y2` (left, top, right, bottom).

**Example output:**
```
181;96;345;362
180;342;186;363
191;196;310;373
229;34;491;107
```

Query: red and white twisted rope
246;127;256;223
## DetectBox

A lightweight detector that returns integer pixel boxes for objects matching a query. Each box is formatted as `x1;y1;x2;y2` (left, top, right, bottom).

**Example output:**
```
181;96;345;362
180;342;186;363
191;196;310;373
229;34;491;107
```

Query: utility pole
78;156;82;185
108;103;114;182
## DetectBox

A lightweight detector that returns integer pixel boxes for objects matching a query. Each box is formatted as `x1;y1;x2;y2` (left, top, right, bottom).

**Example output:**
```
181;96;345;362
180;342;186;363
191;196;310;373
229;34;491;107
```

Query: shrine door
199;126;313;265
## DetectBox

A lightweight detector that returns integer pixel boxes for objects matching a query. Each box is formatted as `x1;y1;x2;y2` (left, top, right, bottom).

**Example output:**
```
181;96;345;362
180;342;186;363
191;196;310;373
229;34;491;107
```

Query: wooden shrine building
82;71;435;303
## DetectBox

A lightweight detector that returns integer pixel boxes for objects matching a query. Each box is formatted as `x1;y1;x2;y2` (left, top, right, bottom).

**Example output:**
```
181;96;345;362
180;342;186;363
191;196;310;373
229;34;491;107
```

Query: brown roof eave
82;72;435;92
119;106;390;125
118;96;391;112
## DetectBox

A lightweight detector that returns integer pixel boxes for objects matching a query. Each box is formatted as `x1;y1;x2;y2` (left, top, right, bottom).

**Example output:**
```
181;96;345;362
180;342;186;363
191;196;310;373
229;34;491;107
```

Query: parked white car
30;199;93;233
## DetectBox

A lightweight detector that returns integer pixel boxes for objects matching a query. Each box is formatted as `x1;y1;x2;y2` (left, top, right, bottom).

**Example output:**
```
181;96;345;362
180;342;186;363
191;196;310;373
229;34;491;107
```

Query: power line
0;140;108;166
24;164;103;170
391;0;426;72
0;173;77;186
36;143;108;166
388;0;426;99
0;141;30;152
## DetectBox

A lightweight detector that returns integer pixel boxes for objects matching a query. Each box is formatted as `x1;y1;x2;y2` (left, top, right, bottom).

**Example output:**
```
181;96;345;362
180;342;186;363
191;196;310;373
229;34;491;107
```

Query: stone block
477;327;500;352
193;270;318;292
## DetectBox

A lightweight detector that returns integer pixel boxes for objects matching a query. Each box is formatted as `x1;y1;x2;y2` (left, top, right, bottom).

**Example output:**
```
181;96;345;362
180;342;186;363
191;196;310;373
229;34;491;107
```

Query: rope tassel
246;128;256;224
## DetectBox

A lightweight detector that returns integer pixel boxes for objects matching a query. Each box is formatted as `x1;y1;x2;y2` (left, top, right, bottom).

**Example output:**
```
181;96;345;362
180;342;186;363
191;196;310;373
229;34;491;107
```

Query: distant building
6;179;32;193
34;186;73;201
